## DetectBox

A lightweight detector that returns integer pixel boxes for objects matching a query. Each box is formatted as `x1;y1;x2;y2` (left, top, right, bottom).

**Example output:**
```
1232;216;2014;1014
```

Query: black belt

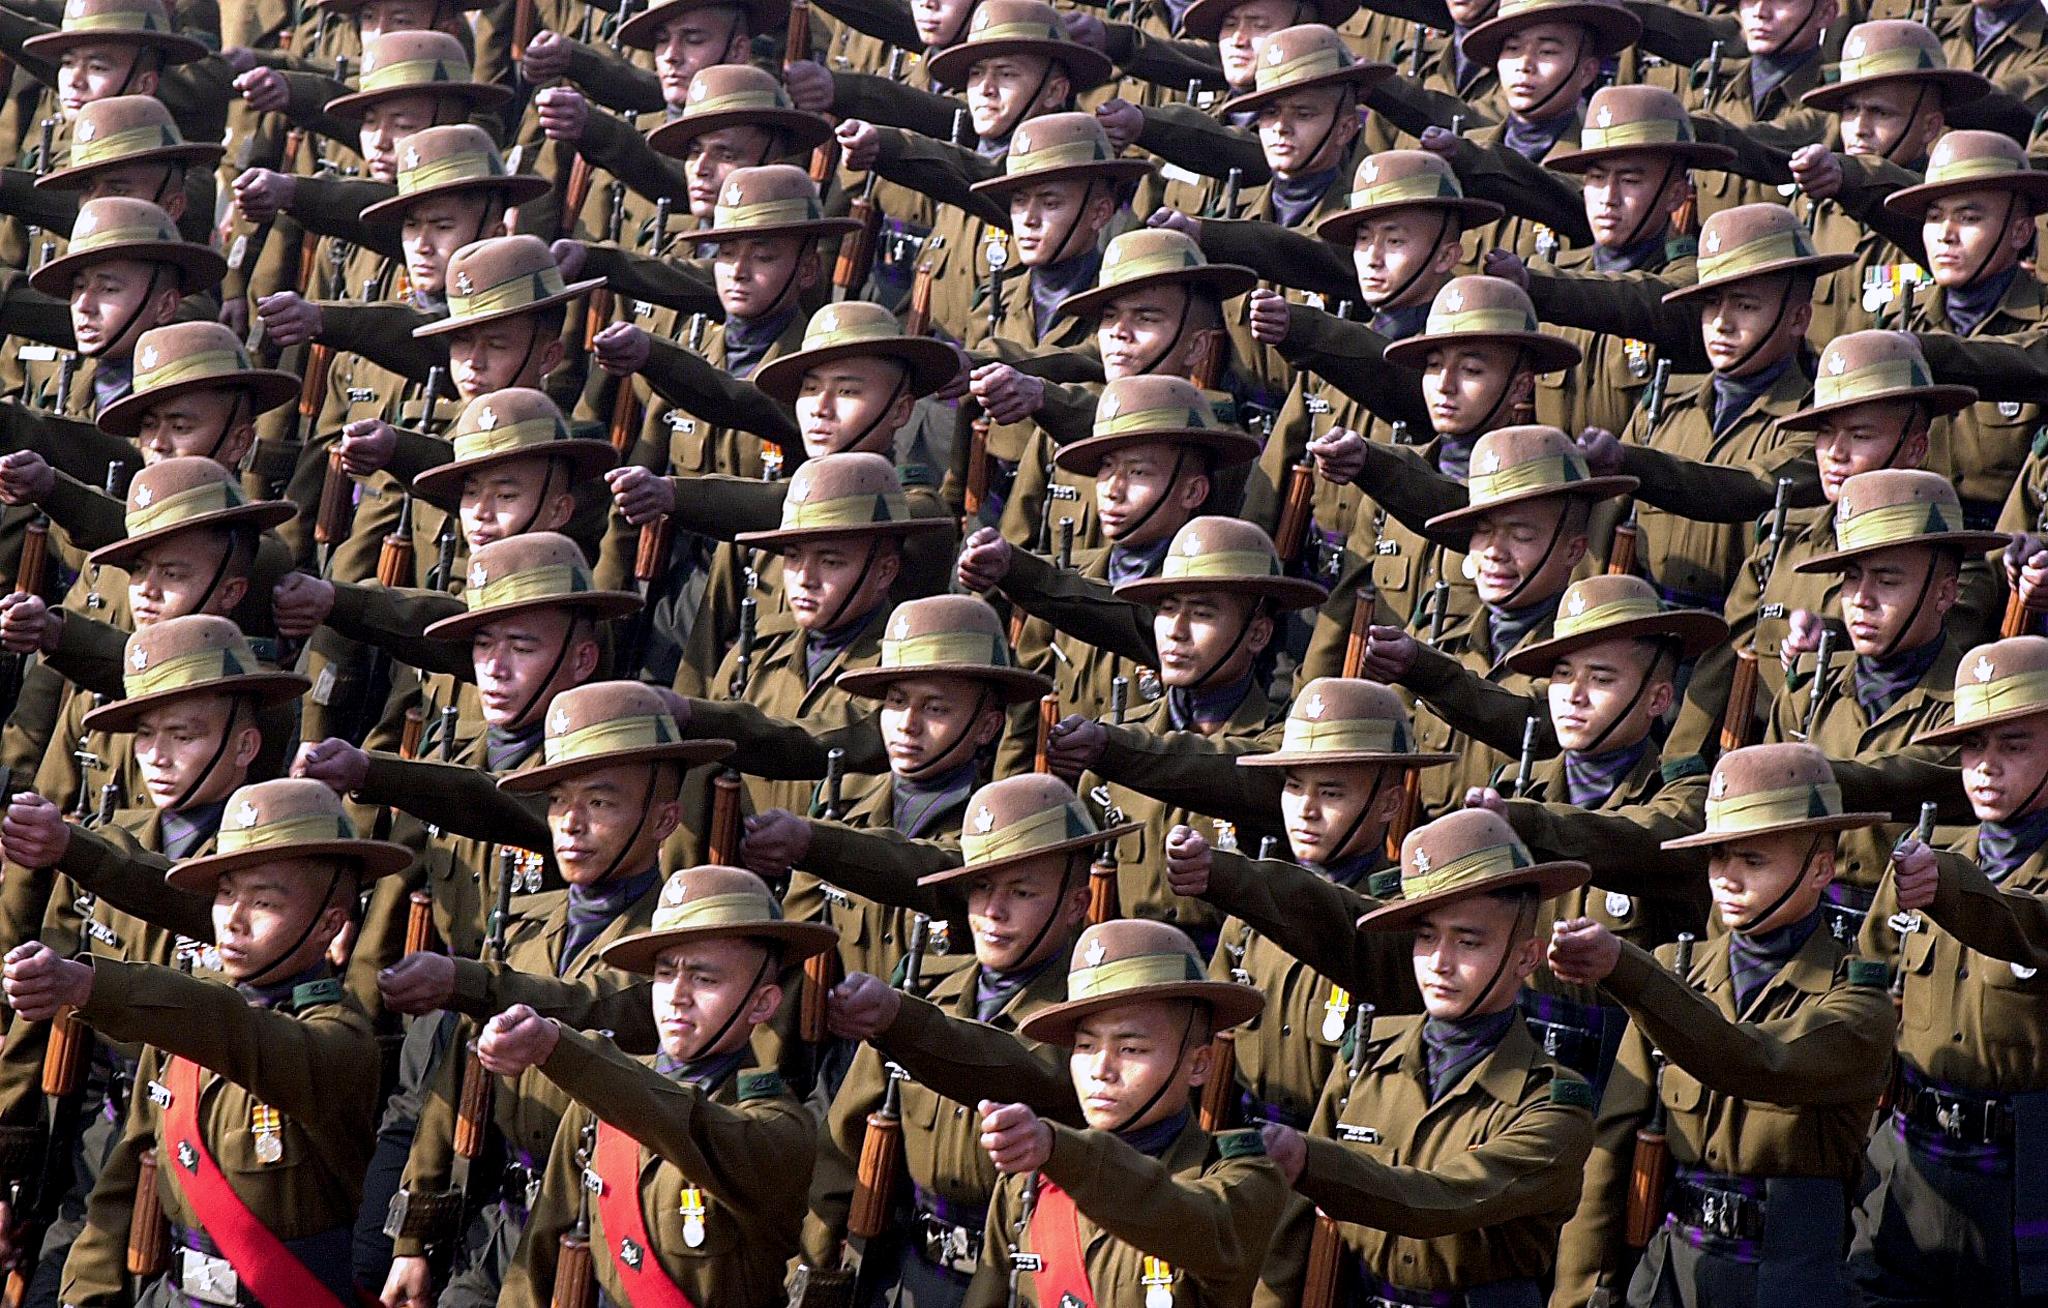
1669;1175;1767;1243
1898;1068;2015;1148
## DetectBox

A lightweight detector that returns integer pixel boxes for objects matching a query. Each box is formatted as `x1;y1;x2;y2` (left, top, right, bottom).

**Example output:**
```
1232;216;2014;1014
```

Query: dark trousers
1849;1118;2048;1307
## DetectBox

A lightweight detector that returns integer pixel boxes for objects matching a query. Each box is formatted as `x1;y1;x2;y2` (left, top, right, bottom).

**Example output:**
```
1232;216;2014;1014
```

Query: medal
1604;892;1634;919
1622;339;1651;381
1213;821;1238;853
679;1185;707;1248
983;230;1008;270
1142;1256;1174;1308
250;1104;282;1164
1321;985;1351;1042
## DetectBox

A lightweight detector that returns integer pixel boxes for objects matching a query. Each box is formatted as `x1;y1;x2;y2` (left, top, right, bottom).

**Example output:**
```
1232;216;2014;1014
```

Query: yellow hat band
1834;499;1962;552
961;799;1098;866
1067;951;1201;999
1698;227;1814;284
649;890;787;934
1101;248;1209;287
360;55;476;93
218;812;356;856
1838;45;1945;81
1813;357;1930;408
1009;138;1115;174
1350;172;1463;209
968;18;1063;45
1095;404;1212;438
687;88;792;117
71;220;177;255
800;318;908;353
125;480;244;537
72;122;182;167
545;712;681;765
125;645;257;700
1426;305;1539;337
1955;668;2048;725
452;416;568;464
713;195;824;230
881;630;1009;671
1160;547;1280;582
1404;840;1530;898
1468;453;1593;506
1577;117;1688;152
465;562;596;611
446;265;569;321
134;347;246;396
65;11;172;36
1256;45;1350;91
1553;594;1664;639
398;150;508;195
780;488;911;530
1278;715;1402;754
1925;153;2029;186
1703;781;1845;833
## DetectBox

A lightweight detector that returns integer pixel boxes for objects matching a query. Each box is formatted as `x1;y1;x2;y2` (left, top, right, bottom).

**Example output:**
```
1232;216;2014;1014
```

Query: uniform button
1954;1032;1964;1042
1401;1254;1414;1265
1281;1025;1292;1036
1165;909;1178;920
955;1106;966;1116
1959;969;1969;979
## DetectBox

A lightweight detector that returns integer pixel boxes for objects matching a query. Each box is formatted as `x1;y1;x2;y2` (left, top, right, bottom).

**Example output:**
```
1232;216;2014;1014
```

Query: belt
1821;882;1876;942
1898;1066;2015;1149
502;1156;542;1212
1668;1174;1767;1243
913;1203;983;1274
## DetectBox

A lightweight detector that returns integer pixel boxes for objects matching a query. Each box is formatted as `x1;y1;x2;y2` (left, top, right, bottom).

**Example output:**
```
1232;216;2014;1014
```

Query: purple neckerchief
160;801;225;861
893;761;977;838
1370;299;1431;342
804;607;882;686
1945;264;2018;337
1115;1108;1190;1157
236;963;332;1009
1502;109;1573;163
91;356;133;417
974;952;1061;1022
1168;671;1254;732
1486;595;1560;662
486;722;544;773
726;303;801;378
1270;163;1343;230
1710;352;1796;435
1977;804;2048;884
409;289;447;314
559;865;661;975
652;1046;745;1089
1851;634;1944;720
1563;737;1650;808
1107;534;1173;586
975;134;1009;162
1312;850;1383;890
1748;47;1817;111
1976;0;2033;52
1435;431;1476;482
1451;25;1480;93
1030;248;1102;343
1594;228;1668;273
1421;1005;1516;1102
1728;904;1822;1013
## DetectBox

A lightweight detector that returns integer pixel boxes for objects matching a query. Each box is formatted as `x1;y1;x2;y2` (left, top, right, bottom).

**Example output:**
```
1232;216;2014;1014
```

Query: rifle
1702;39;1725;104
905;264;935;337
1510;715;1538;798
400;704;427;760
1718;477;1793;755
428;517;459;592
454;849;516;1178
961;260;1001;528
1005;1172;1041;1308
1217;166;1242;221
1623;932;1692;1247
1408;23;1425;77
1087;834;1119;926
1186;326;1224;392
548;1120;597;1308
848;915;928;1244
1888;801;1937;1013
1341;581;1374;679
1273;449;1316;566
730;595;758;698
512;0;537;75
707;767;743;864
313;445;352;570
404;889;436;956
2003;499;2048;636
584;184;623;351
1607;505;1640;577
1032;691;1059;773
377;491;416;589
1303;1001;1375;1308
0;513;49;710
1799;624;1837;743
626;459;677;673
800;748;848;1044
1110;676;1128;726
1385;581;1449;857
21;118;52;273
125;1147;166;1278
834;173;882;300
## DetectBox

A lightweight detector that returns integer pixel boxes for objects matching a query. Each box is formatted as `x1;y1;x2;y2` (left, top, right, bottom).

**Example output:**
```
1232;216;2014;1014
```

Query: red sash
161;1057;347;1308
595;1120;699;1308
1027;1178;1099;1308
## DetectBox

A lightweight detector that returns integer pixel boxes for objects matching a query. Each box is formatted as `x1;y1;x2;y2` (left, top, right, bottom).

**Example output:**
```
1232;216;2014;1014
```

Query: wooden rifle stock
125;1148;166;1278
511;0;536;67
561;154;595;241
1305;1002;1376;1308
549;1121;596;1308
1197;1029;1236;1131
14;514;47;600
377;492;416;588
39;1007;86;1099
1719;645;1760;756
1186;329;1224;392
1341;586;1373;679
707;768;742;864
313;445;352;551
848;917;925;1241
800;749;848;1043
1087;839;1118;926
834;174;882;298
1033;692;1059;773
1273;455;1316;565
299;343;333;440
1607;507;1639;576
2004;500;2046;637
399;706;426;760
1625;932;1693;1247
608;376;643;458
404;891;435;956
583;184;624;348
905;265;935;337
962;412;992;525
456;849;517;1161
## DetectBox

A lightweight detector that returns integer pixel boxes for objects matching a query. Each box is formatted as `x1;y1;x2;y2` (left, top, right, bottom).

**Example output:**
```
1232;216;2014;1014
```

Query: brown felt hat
918;773;1141;887
421;531;641;641
1358;808;1589;931
81;615;309;734
1504;574;1727;675
360;124;551;227
1461;0;1643;67
1917;636;2048;743
1423;425;1636;535
1777;330;1978;431
648;63;833;161
325;31;512;119
602;865;840;973
1053;375;1260;476
96;322;299;438
410;388;617;509
732;452;951;549
1660;742;1887;849
690;164;860;246
23;0;206;65
836;595;1054;705
1238;678;1457;768
1314;150;1505;244
1220;23;1393;116
1381;275;1582;374
414;235;605;337
751;301;963;405
1017;918;1265;1043
1802;20;1990;112
923;0;1115;91
617;0;795;51
38;95;222;191
1663;203;1855;303
968;111;1156;201
1794;468;2011;572
168;779;413;890
499;680;734;792
1113;515;1328;610
1051;227;1258;325
1547;85;1734;172
1884;129;2048;216
30;196;225;297
88;457;296;570
1180;0;1359;43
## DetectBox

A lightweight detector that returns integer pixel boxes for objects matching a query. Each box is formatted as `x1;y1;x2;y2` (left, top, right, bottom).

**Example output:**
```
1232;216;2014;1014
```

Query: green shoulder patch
1665;234;1698;262
1215;1129;1265;1159
738;1069;787;1102
1549;1076;1595;1110
1660;753;1708;783
1843;958;1889;989
288;979;343;1011
897;464;937;489
2032;425;2048;459
1366;869;1404;901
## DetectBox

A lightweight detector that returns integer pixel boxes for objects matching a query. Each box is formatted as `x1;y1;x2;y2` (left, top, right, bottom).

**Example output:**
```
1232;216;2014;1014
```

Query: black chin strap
1733;832;1826;935
204;390;249;465
1107;1002;1201;1132
508;455;564;539
818;539;881;632
1110;447;1189;545
1287;91;1352;183
1456;890;1533;1020
166;697;243;813
680;948;775;1061
91;262;166;361
1376;210;1455;313
1135;287;1196;378
1183;599;1263;690
1615;157;1678;253
1449;347;1526;439
1005;854;1079;979
1878;84;1932;166
1717;275;1796;379
1873;550;1941;661
901;686;995;782
990;59;1058;144
1042;178;1102;270
240;862;346;989
1578;643;1672;756
829;364;910;455
590;765;661;886
1958;193;2018;291
1492;499;1573;610
1516;31;1585;123
506;613;584;731
1321;767;1388;865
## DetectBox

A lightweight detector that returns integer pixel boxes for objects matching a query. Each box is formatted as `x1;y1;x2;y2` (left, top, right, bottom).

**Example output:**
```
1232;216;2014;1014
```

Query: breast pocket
1901;927;1941;1032
1661;1063;1708;1115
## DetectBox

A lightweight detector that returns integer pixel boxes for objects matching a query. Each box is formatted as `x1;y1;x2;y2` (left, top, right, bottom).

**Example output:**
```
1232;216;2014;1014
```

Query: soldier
968;916;1285;1308
1681;0;1839;218
1548;741;1900;1308
20;94;222;249
486;863;833;1308
4;778;413;1307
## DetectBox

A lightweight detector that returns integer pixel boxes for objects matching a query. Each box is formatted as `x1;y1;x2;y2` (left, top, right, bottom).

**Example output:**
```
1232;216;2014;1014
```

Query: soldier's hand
976;1100;1053;1174
933;343;973;402
232;167;297;224
534;85;590;142
271;572;337;639
379;1254;433;1308
2;942;91;1022
969;362;1044;425
592;321;653;378
1358;624;1419;683
605;464;675;527
0;594;55;655
835;119;881;173
1144;207;1199;241
339;418;398;476
1246;287;1292;346
1417;124;1459;159
1480;248;1529;291
522;29;573;81
220;45;258;74
1309;429;1366;485
0;450;54;506
1779;608;1823;672
1094;98;1142;153
827;971;902;1040
1462;786;1507;816
740;809;811;880
1547;916;1621;986
1061;8;1107;49
1789;143;1843;200
293;737;370;794
476;1004;559;1076
1045;714;1106;778
1259;1124;1307;1185
378;951;458;1015
550;238;589;283
783;59;834;114
256;292;323;348
1;793;68;870
233;66;289;112
1164;823;1213;897
1892;837;1940;911
956;526;1014;592
1575;427;1623;477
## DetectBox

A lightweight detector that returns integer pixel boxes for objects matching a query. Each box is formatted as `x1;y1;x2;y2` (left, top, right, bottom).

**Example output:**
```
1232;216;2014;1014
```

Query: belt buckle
921;1215;977;1273
177;1248;240;1307
1936;1099;1969;1141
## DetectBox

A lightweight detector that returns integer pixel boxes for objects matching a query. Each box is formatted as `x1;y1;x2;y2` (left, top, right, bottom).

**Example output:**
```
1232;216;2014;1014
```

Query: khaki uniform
1005;543;1168;729
1401;604;1556;819
1682;51;1829;222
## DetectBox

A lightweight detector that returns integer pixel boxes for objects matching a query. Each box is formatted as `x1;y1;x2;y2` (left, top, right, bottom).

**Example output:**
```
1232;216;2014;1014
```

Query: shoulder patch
1366;868;1404;901
1215;1128;1265;1159
1843;958;1889;989
1660;753;1708;783
737;1069;787;1101
1665;234;1698;262
896;463;937;489
1549;1076;1595;1110
2033;425;2048;458
289;979;343;1010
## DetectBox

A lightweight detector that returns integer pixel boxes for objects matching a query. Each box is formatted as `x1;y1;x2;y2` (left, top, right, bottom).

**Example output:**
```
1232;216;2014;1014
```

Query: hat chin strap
1133;286;1195;379
676;948;775;1062
1613;157;1678;254
238;861;346;990
1515;31;1585;124
1454;889;1532;1021
1319;768;1388;866
900;685;995;782
1732;831;1825;935
1716;274;1796;380
1374;210;1455;315
1491;496;1573;611
1872;549;1940;661
1109;447;1190;548
90;262;167;362
1105;1002;1201;1133
166;696;244;814
588;765;661;887
504;612;584;732
1576;642;1672;756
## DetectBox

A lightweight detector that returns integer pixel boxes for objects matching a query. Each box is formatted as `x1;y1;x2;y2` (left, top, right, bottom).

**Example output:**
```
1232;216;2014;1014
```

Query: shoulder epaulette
737;1069;787;1101
1665;234;1698;262
1366;868;1404;901
2032;425;2048;458
1842;958;1889;989
897;463;937;489
289;979;343;1011
1215;1128;1265;1159
1549;1076;1595;1109
1660;753;1708;783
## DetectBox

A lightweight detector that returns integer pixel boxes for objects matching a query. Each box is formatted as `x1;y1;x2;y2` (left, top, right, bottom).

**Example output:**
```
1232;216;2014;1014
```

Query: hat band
967;18;1064;45
217;812;355;856
447;265;569;320
546;712;681;765
64;11;167;35
1426;306;1540;337
1698;228;1814;284
800;319;906;352
360;55;475;92
1813;357;1929;408
713;196;824;230
1101;249;1209;287
1468;453;1593;505
1161;548;1281;582
125;645;254;699
126;479;243;537
1926;154;2029;187
1703;781;1844;833
1956;669;2048;725
72;122;180;167
1256;45;1350;92
1578;117;1688;151
72;221;177;255
1095;405;1211;439
1834;499;1962;552
135;347;246;396
1067;952;1202;1000
961;799;1097;866
687;88;793;117
1838;46;1943;81
1553;595;1664;640
1278;715;1401;754
649;890;787;934
465;562;597;611
780;488;912;530
399;150;506;195
452;416;568;464
1350;172;1461;208
882;630;1007;671
1009;138;1114;175
1403;840;1530;898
